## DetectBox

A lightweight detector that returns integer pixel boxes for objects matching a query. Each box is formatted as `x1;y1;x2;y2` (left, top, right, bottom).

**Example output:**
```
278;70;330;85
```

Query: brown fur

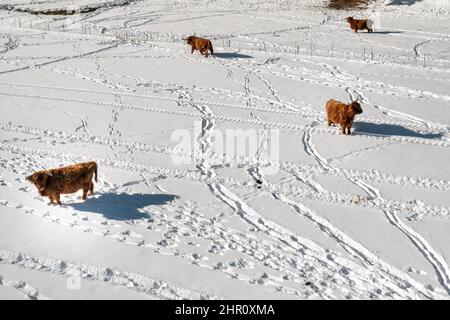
326;99;363;135
186;35;214;58
26;161;98;205
346;17;373;33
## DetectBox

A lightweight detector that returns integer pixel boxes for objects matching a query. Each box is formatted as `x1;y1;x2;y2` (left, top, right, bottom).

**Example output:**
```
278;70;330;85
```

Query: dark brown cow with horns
26;161;98;205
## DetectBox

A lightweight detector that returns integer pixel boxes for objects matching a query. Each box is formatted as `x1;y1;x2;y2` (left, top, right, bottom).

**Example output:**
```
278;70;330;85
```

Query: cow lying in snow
26;161;98;205
186;35;214;58
346;17;373;33
326;99;363;135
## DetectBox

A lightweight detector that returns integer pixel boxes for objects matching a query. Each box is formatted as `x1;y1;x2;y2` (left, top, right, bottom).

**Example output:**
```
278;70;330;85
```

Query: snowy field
0;0;449;299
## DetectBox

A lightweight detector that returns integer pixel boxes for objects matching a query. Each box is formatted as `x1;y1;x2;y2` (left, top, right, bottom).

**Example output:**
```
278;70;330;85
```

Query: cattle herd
27;17;372;204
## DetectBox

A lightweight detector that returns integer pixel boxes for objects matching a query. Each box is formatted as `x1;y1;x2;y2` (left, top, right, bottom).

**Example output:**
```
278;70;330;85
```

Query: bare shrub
328;0;371;10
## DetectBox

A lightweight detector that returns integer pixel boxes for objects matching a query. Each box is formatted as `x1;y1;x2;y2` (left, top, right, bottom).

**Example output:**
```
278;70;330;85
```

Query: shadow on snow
370;31;404;34
70;192;178;220
386;0;423;6
214;52;253;59
353;122;443;139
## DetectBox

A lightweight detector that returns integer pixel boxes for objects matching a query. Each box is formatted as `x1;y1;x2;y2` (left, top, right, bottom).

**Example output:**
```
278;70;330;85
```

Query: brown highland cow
186;35;214;58
26;161;98;205
346;17;373;33
326;99;363;135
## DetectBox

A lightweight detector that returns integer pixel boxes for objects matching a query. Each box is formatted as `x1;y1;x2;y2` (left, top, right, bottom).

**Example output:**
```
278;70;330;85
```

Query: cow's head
346;17;354;23
186;34;196;45
350;101;363;114
26;171;52;196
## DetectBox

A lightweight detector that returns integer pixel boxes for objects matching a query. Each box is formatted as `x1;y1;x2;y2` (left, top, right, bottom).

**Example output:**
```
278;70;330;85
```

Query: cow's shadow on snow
353;122;443;139
386;0;422;6
214;52;253;59
370;31;404;35
70;192;178;220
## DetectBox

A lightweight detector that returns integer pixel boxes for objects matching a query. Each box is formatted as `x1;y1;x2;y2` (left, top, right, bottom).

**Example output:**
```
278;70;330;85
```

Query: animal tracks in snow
0;0;449;299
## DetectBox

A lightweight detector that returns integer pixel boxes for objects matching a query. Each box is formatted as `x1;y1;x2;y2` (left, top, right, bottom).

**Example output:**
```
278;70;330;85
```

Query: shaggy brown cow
186;35;214;58
26;161;98;205
346;17;373;33
326;99;363;135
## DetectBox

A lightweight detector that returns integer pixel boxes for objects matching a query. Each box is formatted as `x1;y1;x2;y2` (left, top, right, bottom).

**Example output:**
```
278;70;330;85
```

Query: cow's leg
340;123;346;134
348;121;354;135
327;118;332;126
205;49;209;58
55;194;62;205
82;184;89;200
89;181;94;196
48;195;54;204
191;45;195;54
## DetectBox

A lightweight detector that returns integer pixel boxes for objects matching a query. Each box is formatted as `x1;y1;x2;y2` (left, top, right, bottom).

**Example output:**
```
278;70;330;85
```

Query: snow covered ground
0;0;449;300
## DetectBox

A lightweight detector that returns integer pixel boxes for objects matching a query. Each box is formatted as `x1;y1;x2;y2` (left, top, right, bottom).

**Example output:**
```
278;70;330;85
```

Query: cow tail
93;162;98;182
209;41;214;55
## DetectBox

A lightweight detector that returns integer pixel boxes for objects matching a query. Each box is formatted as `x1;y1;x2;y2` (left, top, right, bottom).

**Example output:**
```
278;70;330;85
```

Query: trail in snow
0;274;48;300
0;0;449;300
302;125;450;295
1;136;448;221
0;248;211;300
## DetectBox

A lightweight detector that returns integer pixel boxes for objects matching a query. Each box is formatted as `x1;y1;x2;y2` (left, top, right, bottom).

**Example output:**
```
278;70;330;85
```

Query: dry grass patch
328;0;371;9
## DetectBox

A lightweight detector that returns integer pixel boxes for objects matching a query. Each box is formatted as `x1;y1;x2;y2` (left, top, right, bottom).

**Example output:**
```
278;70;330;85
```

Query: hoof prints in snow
0;249;214;300
0;0;450;299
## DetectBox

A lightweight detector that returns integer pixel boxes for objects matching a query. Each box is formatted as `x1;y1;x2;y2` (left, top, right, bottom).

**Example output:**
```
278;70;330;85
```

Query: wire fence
1;15;449;70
